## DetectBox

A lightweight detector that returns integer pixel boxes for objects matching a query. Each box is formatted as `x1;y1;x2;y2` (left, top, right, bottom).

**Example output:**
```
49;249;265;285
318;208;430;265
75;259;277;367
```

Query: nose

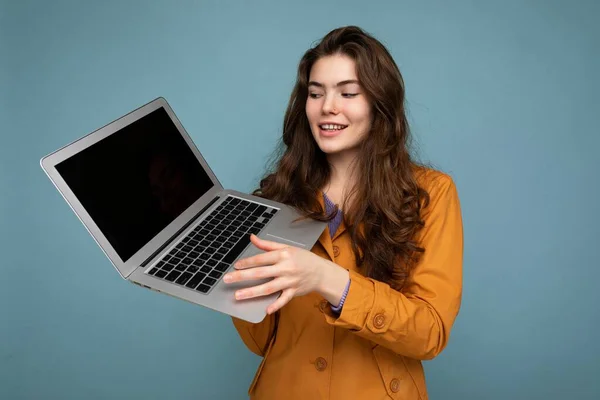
321;94;339;115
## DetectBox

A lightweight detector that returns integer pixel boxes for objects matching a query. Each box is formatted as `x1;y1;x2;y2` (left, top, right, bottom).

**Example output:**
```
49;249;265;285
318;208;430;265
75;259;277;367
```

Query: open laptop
40;97;326;323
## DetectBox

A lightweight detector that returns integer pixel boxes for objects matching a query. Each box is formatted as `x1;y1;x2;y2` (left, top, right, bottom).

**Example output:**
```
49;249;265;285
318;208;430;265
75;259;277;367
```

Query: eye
309;93;323;99
342;93;358;98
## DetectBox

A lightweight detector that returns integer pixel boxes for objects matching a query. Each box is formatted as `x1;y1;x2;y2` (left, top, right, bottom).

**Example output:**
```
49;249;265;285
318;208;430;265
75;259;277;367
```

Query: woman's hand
223;234;348;315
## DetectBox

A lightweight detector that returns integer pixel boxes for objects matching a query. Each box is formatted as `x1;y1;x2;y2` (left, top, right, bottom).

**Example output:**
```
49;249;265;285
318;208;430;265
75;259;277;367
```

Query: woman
223;25;463;399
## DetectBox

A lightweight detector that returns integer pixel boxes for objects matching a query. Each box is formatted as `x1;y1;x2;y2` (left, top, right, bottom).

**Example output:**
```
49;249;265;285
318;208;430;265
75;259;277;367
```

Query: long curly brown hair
254;26;430;291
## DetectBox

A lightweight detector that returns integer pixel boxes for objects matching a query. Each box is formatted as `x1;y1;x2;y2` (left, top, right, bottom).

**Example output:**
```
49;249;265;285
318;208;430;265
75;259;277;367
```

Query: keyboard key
200;265;211;273
253;205;267;216
196;284;211;293
155;270;167;278
192;258;205;267
149;267;159;275
165;271;180;282
185;272;206;289
215;262;229;272
187;265;199;273
176;272;193;285
162;263;175;272
209;270;222;279
203;277;217;286
175;264;186;272
223;234;251;264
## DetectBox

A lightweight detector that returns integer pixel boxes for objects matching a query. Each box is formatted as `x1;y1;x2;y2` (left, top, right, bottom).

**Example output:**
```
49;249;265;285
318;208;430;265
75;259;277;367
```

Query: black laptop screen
56;107;214;261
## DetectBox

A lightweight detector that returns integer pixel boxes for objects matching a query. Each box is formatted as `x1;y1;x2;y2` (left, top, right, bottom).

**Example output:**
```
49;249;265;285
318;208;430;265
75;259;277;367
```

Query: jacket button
373;313;385;329
332;245;340;257
390;378;400;393
318;300;329;313
315;357;327;371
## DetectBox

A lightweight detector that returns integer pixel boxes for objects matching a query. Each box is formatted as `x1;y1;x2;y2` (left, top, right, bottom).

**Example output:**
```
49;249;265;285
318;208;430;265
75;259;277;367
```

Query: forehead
309;54;358;83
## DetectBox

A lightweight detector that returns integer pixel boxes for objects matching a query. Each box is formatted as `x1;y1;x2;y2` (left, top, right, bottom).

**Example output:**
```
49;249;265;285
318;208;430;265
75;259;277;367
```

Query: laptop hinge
139;196;221;268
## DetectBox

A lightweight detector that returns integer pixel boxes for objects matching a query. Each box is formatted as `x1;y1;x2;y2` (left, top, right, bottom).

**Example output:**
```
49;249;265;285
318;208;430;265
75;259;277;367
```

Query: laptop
40;97;326;323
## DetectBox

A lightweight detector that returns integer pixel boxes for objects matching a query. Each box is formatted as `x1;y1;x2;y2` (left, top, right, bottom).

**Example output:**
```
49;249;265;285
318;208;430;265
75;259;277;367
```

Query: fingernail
235;291;245;300
223;274;231;283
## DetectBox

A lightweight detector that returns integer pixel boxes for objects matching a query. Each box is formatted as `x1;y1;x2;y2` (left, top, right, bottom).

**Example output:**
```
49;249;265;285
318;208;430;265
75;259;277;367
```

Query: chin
318;144;355;156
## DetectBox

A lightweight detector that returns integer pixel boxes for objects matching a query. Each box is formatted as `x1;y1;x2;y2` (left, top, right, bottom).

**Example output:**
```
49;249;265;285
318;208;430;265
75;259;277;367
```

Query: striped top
323;192;343;238
323;192;350;314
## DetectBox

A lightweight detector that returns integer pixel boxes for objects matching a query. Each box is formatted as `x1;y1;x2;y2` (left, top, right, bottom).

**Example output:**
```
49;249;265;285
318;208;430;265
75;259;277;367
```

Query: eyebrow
308;79;360;88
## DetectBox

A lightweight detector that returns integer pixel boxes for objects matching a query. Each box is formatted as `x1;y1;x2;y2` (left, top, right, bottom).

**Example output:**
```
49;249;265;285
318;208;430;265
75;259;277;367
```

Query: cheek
305;102;320;124
346;102;371;124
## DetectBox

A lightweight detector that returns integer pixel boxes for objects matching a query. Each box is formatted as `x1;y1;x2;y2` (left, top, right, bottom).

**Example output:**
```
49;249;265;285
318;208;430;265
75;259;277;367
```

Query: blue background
2;0;599;399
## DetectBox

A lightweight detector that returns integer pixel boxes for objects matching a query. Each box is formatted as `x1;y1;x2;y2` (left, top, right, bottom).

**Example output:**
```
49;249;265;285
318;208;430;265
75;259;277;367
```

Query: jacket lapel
315;193;347;259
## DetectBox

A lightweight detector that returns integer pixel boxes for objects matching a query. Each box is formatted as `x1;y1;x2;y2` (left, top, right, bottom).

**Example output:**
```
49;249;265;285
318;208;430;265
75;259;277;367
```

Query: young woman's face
305;53;372;158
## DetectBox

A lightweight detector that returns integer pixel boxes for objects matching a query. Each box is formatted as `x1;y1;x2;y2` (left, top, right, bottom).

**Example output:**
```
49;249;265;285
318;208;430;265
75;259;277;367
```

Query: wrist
318;260;350;306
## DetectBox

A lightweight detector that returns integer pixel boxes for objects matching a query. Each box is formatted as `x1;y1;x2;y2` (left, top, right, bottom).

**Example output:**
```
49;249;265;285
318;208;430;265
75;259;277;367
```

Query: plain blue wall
2;0;599;399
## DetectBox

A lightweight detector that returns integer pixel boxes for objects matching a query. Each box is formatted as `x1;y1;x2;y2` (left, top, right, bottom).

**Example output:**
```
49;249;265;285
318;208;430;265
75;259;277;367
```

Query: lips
318;125;347;137
319;123;348;131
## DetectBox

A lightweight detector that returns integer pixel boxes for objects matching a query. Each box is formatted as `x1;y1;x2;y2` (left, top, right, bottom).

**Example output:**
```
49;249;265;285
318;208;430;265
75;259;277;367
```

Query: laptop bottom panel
128;190;326;323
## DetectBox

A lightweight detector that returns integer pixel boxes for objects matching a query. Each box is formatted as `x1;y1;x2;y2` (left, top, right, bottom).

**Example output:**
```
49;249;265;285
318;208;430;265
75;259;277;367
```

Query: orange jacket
232;169;463;399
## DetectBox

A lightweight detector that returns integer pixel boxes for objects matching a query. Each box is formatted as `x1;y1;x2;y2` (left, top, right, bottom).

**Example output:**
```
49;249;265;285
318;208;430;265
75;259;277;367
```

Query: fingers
235;238;291;269
266;289;294;315
233;278;287;300
223;265;279;283
248;234;288;252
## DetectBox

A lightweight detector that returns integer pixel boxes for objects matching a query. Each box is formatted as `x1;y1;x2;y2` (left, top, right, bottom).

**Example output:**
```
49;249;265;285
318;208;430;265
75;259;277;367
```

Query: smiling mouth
319;124;348;131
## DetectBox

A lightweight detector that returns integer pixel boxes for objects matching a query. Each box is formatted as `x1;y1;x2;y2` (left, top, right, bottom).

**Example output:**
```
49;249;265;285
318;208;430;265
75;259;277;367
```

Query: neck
324;150;359;203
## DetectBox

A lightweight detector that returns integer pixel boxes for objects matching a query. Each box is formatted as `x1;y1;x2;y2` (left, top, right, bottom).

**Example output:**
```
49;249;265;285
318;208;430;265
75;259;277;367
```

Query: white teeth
320;124;346;130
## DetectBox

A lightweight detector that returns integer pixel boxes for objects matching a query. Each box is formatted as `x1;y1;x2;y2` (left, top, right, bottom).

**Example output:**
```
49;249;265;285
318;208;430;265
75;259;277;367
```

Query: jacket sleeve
231;312;279;357
323;174;463;360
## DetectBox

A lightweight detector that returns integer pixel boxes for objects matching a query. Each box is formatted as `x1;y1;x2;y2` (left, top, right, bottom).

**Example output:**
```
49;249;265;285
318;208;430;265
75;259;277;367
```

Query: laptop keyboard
146;196;278;294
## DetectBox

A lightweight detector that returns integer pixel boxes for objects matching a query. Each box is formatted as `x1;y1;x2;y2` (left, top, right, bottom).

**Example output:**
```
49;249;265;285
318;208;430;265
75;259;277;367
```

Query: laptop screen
56;107;214;261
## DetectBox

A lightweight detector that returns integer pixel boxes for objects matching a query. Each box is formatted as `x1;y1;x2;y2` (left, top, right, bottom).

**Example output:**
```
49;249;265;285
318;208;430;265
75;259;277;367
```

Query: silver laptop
40;97;326;323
